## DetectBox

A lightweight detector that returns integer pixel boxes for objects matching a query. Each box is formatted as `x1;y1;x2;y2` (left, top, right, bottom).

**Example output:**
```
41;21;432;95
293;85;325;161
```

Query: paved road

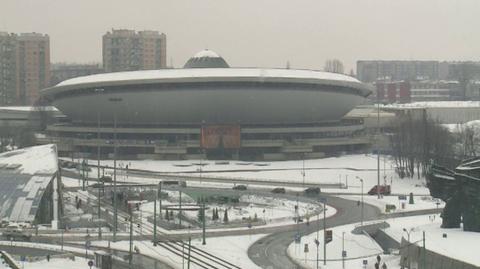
248;195;380;269
248;196;442;269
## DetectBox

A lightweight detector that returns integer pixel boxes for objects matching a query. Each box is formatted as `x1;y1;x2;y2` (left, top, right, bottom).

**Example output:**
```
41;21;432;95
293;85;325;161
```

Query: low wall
399;238;478;269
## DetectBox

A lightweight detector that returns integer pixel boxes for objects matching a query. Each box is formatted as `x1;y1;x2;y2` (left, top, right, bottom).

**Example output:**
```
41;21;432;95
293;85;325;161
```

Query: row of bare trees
389;111;456;178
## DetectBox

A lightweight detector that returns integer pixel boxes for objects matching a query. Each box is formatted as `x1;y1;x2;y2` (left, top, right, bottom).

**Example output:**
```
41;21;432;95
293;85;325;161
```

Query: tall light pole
109;97;122;241
403;228;414;269
323;197;326;266
302;153;306;187
356;176;364;226
342;231;345;269
315;213;319;269
376;102;381;199
95;88;104;239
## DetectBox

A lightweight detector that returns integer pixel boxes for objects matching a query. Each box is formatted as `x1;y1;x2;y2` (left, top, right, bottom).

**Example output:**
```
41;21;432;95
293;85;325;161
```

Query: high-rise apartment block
102;29;166;72
0;32;17;105
0;32;50;106
17;33;50;105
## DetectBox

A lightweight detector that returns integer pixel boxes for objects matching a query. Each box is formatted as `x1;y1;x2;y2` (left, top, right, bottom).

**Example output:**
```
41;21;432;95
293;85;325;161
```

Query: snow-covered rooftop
193;49;221;58
0;144;58;175
54;68;362;87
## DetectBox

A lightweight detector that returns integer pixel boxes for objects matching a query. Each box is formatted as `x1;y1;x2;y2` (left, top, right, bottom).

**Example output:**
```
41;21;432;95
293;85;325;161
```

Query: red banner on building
200;125;241;149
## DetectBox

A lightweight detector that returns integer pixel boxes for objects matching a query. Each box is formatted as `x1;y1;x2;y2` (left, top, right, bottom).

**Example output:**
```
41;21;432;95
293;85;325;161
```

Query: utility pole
342;232;345;269
202;203;206;245
323;198;326;266
179;190;182;228
187;237;192;269
377;101;381;199
95;88;104;240
423;231;426;269
113;110;118;241
316;213;319;269
159;181;162;219
153;187;157;246
129;206;133;269
109;97;122;242
356;176;364;226
302;154;305;187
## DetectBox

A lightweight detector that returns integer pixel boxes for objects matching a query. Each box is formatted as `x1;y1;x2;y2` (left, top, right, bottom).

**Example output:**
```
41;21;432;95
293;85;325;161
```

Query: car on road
100;175;112;182
271;187;286;194
232;184;247;191
368;185;391;195
304;187;321;195
2;226;32;241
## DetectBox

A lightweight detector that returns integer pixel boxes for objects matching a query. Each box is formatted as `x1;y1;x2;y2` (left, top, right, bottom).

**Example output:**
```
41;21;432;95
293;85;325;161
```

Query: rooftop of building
0;144;58;223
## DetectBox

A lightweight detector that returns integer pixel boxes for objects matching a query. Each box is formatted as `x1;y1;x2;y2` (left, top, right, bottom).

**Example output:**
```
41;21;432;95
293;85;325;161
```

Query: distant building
102;29;166;72
0;32;17;106
0;32;50;106
410;80;460;102
357;61;440;83
374;81;411;104
16;33;50;105
50;63;103;86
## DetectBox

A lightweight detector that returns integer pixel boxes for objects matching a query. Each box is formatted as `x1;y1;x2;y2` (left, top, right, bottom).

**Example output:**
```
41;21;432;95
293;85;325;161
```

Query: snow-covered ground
20;258;97;269
288;221;400;269
384;214;480;267
289;213;480;269
0;144;58;174
340;194;443;214
91;234;266;269
75;154;430;196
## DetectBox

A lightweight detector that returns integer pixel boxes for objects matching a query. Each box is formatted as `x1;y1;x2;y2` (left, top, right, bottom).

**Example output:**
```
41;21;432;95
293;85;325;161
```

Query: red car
368;185;391;195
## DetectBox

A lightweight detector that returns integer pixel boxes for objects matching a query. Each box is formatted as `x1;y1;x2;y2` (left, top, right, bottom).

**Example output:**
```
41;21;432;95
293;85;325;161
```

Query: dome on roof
184;49;230;68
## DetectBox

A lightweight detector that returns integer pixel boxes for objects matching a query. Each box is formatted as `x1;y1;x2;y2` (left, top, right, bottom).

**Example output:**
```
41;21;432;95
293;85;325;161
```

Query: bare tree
324;59;344;74
389;112;456;178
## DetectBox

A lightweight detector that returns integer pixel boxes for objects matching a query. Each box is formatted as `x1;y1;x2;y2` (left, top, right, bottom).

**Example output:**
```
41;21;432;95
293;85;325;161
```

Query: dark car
304;187;321;195
232;184;247;191
100;176;112;182
271;187;286;194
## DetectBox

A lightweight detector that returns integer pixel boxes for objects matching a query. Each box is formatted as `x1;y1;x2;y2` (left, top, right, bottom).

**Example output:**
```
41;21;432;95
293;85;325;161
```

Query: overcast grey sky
2;0;479;71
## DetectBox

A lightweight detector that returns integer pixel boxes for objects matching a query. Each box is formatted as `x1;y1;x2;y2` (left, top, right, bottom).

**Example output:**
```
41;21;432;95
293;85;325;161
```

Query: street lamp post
95;88;104;239
109;97;122;242
403;228;414;269
302;153;306;187
376;97;381;199
356;176;364;226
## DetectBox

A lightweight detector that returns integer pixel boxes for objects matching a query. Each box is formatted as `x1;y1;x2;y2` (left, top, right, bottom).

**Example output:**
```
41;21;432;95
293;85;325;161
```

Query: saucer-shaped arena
41;71;370;126
40;50;372;160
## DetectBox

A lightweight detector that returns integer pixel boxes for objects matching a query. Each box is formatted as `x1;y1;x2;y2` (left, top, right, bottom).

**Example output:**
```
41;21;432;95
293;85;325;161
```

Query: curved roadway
248;195;380;269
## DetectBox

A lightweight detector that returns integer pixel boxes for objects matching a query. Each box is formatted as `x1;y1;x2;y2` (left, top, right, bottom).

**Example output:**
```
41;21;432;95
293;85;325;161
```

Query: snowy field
288;221;400;269
0;144;58;174
74;154;431;196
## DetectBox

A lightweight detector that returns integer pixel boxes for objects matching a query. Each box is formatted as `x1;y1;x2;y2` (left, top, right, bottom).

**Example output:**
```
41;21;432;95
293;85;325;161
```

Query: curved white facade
42;68;371;126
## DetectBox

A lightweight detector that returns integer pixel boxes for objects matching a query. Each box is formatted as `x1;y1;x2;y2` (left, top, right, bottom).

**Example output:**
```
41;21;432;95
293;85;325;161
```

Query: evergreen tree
223;208;229;223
